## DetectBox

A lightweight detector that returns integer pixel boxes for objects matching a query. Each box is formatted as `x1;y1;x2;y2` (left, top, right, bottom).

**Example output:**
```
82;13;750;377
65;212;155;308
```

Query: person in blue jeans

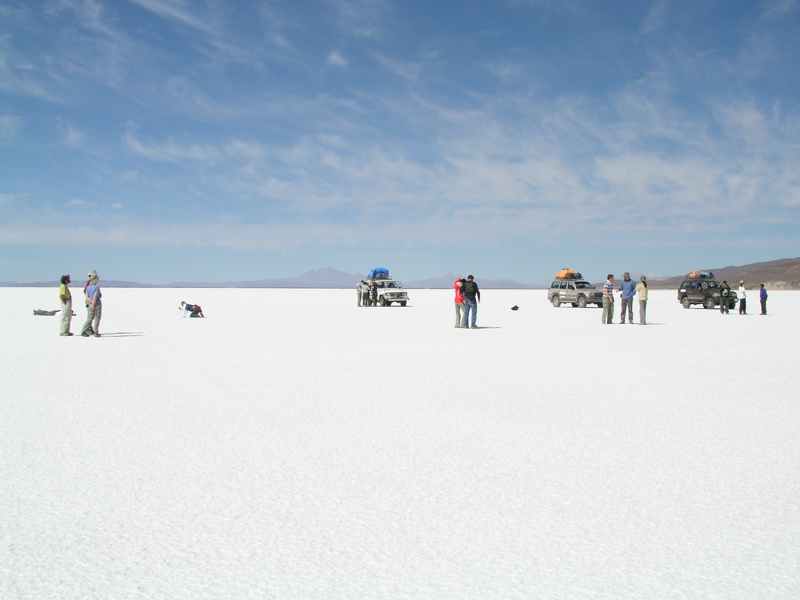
460;275;481;329
618;272;636;324
81;270;102;337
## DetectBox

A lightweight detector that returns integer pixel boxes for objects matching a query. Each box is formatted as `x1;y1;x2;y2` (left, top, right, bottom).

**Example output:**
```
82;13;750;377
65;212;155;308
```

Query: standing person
635;275;648;325
759;284;768;315
460;275;481;329
738;281;747;315
58;275;73;336
81;270;102;337
359;280;370;307
618;272;636;324
453;277;466;328
719;281;731;314
602;274;615;324
370;280;378;307
82;275;96;335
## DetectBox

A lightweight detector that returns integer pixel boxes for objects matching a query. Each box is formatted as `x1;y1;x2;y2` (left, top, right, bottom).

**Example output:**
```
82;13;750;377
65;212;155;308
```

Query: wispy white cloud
762;0;798;19
61;124;85;146
327;50;348;67
0;115;24;139
125;0;219;34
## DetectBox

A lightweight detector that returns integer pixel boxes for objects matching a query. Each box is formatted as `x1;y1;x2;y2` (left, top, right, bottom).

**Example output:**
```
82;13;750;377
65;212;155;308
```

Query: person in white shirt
738;281;747;315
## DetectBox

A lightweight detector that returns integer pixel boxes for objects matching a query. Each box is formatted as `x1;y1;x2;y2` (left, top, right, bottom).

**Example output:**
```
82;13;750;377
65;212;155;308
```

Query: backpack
464;281;476;296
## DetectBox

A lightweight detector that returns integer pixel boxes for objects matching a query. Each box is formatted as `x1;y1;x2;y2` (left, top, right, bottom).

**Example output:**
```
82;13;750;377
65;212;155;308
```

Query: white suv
371;277;409;306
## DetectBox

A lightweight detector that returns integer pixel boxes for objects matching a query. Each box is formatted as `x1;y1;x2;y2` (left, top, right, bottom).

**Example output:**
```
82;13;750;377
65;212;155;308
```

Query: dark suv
677;279;737;310
547;278;604;308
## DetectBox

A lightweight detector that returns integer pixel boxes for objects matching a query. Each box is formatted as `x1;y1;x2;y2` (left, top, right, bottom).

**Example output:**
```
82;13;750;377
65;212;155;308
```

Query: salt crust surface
1;287;798;600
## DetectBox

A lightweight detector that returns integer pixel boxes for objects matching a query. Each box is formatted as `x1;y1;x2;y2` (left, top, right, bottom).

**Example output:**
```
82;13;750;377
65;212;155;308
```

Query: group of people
453;275;481;328
602;272;649;325
57;270;102;337
602;273;769;324
719;280;769;315
355;280;379;307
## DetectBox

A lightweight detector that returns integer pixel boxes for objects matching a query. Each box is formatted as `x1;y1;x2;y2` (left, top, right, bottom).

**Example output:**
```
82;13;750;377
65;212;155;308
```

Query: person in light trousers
58;274;73;336
453;277;466;328
81;270;102;337
635;275;648;325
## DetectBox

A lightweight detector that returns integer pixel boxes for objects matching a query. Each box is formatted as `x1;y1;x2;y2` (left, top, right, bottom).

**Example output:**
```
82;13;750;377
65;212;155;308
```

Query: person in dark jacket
719;281;731;314
460;275;481;329
180;301;204;318
759;284;768;315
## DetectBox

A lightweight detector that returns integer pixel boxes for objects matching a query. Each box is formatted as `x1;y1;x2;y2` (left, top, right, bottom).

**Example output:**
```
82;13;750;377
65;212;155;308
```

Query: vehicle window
387;282;395;288
551;282;559;289
560;281;567;289
576;282;592;289
568;283;575;290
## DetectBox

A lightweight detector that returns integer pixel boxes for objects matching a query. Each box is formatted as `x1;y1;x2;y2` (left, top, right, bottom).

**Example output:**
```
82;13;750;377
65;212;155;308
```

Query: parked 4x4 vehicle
366;267;409;307
547;278;604;308
677;278;737;310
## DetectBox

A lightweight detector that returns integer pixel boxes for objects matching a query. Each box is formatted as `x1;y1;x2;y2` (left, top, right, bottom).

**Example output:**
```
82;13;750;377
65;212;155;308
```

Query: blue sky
2;0;799;284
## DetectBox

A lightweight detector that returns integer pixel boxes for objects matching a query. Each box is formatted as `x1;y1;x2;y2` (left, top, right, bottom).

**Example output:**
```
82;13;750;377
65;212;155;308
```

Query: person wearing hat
58;275;73;336
81;270;102;337
635;275;648;325
738;280;747;315
719;281;732;314
618;272;636;324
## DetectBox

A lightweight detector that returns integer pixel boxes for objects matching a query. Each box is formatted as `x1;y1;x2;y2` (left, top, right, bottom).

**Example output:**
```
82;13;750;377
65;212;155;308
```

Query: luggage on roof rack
687;270;714;279
555;269;582;280
367;267;390;279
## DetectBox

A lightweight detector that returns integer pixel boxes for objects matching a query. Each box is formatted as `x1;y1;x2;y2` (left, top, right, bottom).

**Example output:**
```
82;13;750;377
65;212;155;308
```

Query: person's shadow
97;332;145;337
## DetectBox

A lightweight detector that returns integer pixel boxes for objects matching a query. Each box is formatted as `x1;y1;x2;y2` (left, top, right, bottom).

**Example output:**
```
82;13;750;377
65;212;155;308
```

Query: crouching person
180;301;205;318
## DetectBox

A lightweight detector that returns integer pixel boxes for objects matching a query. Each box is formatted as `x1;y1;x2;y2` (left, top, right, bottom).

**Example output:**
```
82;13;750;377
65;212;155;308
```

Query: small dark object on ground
511;305;519;311
33;309;60;316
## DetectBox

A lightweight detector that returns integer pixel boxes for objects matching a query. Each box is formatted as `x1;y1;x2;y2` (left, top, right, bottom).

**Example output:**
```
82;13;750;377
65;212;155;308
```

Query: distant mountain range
3;259;799;289
642;258;800;289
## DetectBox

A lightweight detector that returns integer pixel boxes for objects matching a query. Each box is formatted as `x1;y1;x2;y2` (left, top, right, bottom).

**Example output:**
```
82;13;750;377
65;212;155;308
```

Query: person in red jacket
453;277;466;328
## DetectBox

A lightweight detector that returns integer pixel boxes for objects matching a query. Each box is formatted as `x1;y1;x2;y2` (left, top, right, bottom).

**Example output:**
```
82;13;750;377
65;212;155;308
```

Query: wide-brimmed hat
87;269;99;281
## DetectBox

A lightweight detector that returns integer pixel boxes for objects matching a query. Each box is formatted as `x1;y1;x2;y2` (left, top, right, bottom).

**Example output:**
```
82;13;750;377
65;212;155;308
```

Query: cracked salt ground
1;287;798;599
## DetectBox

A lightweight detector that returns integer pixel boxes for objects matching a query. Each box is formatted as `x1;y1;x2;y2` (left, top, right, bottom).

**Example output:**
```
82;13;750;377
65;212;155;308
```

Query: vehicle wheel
379;297;387;306
682;297;691;309
571;302;578;307
704;297;715;310
577;296;587;308
400;301;406;307
552;296;561;308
